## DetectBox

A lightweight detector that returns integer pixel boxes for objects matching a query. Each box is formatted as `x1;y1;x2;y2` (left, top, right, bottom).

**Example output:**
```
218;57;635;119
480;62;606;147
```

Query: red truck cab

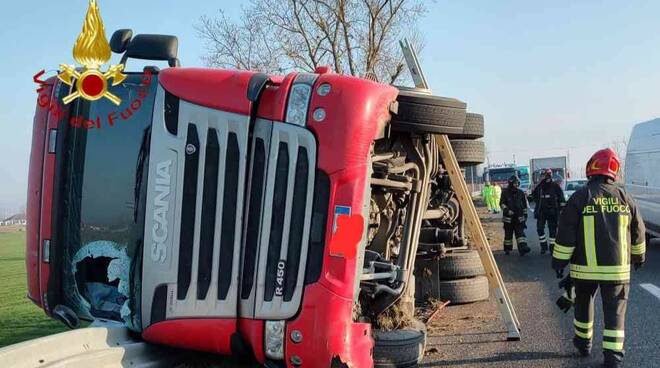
27;30;403;367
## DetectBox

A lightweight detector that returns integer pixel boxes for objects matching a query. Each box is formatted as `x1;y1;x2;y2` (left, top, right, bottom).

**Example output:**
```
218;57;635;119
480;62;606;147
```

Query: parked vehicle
26;29;489;367
483;166;517;187
530;156;568;190
625;117;660;238
564;179;587;201
516;166;530;192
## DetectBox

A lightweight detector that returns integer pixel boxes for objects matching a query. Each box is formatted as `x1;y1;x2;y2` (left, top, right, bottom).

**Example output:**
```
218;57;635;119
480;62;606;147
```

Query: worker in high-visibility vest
492;182;502;214
552;148;646;368
482;182;494;212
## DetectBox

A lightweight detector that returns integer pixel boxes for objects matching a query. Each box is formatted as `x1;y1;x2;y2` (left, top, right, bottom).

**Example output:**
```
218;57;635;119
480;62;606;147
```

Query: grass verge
0;231;67;347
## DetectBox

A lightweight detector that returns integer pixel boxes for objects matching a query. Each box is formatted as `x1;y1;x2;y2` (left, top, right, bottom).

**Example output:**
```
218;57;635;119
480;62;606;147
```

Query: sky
1;0;659;212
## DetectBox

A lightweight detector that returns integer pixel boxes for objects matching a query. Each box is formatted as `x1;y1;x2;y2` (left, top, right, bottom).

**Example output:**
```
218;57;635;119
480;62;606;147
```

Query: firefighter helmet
508;175;520;187
586;148;620;180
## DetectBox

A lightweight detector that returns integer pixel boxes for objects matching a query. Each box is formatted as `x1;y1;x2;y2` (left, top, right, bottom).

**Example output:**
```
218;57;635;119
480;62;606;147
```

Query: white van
625;117;660;237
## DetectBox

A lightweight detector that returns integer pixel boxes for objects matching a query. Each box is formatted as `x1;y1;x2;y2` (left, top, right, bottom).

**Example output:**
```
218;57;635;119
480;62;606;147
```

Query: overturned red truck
26;30;487;367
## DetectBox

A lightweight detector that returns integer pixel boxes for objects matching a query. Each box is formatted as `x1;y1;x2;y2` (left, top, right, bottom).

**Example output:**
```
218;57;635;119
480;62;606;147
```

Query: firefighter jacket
531;180;566;214
552;176;646;283
500;186;528;223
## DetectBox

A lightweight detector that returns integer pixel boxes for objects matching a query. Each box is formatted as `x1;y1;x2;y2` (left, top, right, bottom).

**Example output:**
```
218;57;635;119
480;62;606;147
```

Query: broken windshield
56;72;157;331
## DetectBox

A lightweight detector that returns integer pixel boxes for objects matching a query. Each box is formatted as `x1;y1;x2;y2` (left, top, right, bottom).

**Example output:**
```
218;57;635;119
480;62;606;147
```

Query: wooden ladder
400;40;521;340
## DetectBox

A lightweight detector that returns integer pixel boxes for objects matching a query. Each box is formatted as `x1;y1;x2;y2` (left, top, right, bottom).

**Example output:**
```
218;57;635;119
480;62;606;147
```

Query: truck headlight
264;320;285;360
285;74;318;127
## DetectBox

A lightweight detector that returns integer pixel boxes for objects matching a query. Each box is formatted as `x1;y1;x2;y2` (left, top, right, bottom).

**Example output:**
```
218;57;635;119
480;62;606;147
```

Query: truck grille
142;86;316;326
240;120;317;319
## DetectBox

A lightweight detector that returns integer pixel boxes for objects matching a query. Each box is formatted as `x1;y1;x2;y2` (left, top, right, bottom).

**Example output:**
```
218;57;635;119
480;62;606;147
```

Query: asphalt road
422;212;660;368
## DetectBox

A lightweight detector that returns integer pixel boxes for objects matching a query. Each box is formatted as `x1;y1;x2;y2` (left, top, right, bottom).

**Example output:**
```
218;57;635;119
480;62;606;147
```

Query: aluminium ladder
399;39;522;340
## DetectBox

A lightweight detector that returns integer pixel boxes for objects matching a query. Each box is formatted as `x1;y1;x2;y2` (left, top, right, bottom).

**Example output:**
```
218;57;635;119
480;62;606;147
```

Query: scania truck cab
27;30;479;367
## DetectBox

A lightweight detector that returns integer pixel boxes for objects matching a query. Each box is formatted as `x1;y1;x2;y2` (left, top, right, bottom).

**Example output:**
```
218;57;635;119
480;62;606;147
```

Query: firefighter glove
555;276;574;313
556;295;573;313
634;262;644;271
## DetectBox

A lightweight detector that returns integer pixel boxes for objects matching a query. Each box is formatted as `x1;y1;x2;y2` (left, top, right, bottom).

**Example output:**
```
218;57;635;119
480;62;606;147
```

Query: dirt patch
422;203;505;358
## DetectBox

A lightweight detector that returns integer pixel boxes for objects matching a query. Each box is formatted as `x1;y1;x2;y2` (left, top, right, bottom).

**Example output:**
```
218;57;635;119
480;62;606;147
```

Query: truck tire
438;250;485;279
391;90;467;135
449;139;485;166
438;276;489;304
373;328;426;368
453;113;484;139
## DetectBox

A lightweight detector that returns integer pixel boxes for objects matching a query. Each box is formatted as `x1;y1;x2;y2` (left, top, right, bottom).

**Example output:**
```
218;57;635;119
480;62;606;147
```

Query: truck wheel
449;139;485;166
373;327;426;368
439;276;489;304
391;90;467;135
452;113;484;139
438;250;485;279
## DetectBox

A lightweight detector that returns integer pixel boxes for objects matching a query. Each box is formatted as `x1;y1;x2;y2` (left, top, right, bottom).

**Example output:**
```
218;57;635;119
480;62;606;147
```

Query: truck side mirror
120;34;180;67
110;29;133;53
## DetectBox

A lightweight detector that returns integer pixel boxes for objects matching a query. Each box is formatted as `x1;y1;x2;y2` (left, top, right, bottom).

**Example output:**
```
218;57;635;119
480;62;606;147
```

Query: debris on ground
376;301;416;331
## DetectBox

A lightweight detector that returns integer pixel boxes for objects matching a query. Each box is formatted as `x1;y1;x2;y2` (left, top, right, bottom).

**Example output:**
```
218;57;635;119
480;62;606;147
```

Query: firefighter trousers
536;211;558;250
503;221;528;252
573;282;629;366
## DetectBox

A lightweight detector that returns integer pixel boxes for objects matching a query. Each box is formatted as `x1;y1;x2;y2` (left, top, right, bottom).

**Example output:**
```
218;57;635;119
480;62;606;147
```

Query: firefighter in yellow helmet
552;148;646;368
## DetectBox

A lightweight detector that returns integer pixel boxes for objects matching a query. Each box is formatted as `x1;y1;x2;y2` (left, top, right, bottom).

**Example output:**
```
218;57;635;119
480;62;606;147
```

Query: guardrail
0;326;184;367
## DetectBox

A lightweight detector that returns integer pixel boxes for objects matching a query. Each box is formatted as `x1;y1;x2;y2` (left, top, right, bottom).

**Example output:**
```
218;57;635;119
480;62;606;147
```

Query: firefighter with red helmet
552;148;646;368
500;175;531;255
530;168;566;254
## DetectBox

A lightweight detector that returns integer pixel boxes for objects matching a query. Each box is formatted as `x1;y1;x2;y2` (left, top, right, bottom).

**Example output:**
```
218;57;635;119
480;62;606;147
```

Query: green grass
0;231;67;347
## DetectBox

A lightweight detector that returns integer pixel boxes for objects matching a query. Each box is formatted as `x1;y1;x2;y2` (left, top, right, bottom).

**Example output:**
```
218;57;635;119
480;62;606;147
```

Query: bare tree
196;0;427;84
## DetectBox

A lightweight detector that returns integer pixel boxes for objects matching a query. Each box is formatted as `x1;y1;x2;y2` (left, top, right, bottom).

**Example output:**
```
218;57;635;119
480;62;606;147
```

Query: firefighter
530;169;566;254
492;182;502;214
500;175;531;255
552;148;646;368
482;181;494;213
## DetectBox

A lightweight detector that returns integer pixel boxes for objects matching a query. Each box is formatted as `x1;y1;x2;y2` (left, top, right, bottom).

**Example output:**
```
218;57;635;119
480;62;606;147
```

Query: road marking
640;283;660;301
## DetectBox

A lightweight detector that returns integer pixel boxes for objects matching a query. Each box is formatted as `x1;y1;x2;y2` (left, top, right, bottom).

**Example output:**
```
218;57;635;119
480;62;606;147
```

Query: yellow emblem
58;0;126;105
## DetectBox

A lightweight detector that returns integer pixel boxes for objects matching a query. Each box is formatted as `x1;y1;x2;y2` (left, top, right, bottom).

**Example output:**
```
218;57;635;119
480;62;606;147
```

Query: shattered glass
70;241;132;324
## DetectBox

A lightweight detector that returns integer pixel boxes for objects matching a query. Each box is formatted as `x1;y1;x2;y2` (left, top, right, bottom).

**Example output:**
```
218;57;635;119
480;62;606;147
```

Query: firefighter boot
573;336;591;357
518;242;531;256
603;359;623;368
503;238;513;255
538;233;549;254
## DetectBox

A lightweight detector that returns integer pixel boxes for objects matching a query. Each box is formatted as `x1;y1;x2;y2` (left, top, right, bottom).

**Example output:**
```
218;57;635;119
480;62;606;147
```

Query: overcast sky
1;0;659;211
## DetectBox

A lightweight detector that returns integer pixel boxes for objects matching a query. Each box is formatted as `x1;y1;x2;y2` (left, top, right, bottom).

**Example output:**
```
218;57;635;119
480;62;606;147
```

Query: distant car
564;179;587;201
625;117;660;238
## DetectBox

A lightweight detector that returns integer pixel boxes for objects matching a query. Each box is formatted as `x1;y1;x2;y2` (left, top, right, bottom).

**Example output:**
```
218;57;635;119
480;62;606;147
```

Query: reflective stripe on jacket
552;176;646;283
